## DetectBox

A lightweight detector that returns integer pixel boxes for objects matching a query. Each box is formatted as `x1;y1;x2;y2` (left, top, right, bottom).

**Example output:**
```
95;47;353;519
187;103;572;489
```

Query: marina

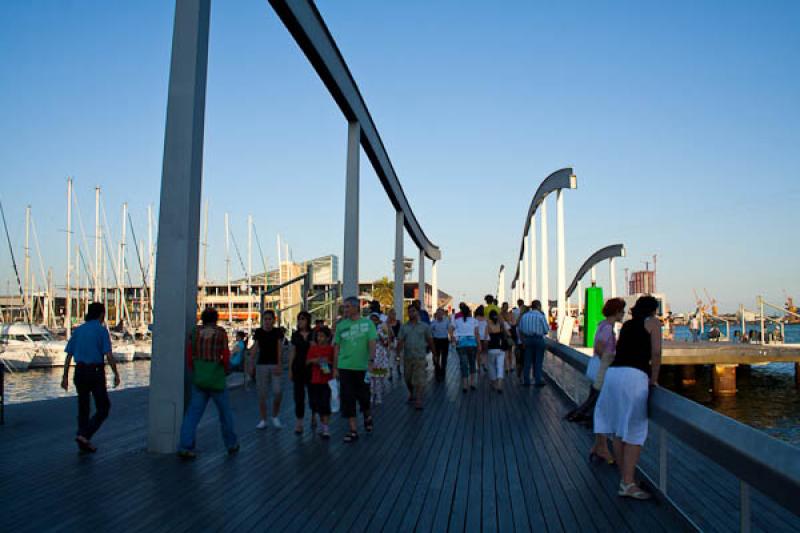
1;0;799;531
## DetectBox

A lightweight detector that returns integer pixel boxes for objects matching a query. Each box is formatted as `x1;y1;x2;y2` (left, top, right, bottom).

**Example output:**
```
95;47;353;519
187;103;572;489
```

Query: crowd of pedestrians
63;293;662;503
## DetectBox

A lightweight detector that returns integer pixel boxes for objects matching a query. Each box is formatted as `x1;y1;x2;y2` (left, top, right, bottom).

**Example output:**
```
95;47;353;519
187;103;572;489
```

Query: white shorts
487;349;505;381
256;364;282;403
593;366;649;445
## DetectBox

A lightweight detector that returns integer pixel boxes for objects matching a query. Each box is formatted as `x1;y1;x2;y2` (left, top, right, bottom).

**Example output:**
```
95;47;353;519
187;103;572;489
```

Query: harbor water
4;325;799;447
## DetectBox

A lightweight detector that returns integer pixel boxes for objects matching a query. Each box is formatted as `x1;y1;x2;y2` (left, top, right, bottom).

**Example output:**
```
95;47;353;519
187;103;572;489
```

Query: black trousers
292;378;313;419
308;383;332;416
433;338;450;381
74;365;111;439
339;369;370;419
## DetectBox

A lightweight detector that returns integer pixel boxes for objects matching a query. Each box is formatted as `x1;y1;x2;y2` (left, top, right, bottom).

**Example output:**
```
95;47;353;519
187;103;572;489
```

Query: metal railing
544;338;800;532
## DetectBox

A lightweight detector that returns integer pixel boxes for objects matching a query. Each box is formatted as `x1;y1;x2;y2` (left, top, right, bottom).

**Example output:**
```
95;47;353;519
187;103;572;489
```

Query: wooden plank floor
1;355;693;532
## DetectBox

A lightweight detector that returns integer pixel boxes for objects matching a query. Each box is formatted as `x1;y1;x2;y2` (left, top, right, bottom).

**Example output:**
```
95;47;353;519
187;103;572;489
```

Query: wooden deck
1;358;706;532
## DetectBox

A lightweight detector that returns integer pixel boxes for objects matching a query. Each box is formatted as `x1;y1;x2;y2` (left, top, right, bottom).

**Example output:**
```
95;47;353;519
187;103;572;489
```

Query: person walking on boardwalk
565;298;626;465
594;296;662;500
450;303;480;392
500;302;516;374
177;307;239;458
252;309;284;429
397;304;435;409
483;295;500;323
386;307;401;381
369;312;391;405
475;306;489;375
413;299;431;324
333;296;376;443
518;300;550;387
61;302;120;453
430;308;451;382
306;326;335;439
486;310;509;393
289;311;314;434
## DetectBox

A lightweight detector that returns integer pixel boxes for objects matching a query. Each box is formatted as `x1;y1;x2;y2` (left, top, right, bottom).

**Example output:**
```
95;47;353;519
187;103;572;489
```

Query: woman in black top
289;311;313;434
593;296;662;500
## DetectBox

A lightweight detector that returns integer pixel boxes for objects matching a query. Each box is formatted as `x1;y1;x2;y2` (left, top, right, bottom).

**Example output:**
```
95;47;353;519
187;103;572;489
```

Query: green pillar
583;286;604;348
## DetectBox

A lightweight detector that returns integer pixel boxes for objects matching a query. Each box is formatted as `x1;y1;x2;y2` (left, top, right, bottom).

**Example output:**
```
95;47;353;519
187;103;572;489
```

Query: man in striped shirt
518;300;549;387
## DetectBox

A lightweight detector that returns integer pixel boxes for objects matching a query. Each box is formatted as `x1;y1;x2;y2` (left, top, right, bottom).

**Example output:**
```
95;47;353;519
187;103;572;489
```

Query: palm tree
371;277;394;310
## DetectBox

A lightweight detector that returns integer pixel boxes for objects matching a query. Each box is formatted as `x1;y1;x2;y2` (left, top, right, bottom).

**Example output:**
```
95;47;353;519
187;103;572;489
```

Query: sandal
343;431;359;443
618;482;652;500
364;416;374;433
75;436;97;453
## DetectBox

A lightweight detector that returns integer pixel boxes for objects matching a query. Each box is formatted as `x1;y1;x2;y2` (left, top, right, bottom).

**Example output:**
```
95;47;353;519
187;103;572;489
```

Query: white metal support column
529;214;537;301
432;260;439;311
610;257;617;297
393;211;404;320
556;189;566;328
147;0;210;454
343;121;360;299
540;199;549;318
518;260;523;303
522;239;528;302
418;249;426;311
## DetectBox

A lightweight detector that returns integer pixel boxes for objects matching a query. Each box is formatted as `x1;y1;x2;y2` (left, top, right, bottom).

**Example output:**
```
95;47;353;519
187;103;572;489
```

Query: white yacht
1;323;68;369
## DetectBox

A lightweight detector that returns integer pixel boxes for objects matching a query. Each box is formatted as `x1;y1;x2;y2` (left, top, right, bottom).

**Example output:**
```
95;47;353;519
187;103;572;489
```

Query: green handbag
193;358;227;391
190;328;227;391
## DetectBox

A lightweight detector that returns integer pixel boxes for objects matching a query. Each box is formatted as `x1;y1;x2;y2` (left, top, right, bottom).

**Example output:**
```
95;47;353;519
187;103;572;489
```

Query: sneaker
177;449;196;459
227;444;240;455
256;420;267;430
271;417;283;429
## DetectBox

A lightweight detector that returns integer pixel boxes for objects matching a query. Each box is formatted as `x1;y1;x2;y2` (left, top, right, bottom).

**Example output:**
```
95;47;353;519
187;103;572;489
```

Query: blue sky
0;0;798;313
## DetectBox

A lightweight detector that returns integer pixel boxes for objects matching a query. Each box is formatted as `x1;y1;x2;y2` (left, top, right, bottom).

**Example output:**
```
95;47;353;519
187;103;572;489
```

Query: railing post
394;211;404;319
147;0;211;454
342;120;360;299
740;480;751;533
659;427;668;495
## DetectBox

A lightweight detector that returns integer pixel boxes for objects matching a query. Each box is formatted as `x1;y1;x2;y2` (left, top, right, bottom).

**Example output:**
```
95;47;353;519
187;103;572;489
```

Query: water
4;360;152;404
667;323;800;446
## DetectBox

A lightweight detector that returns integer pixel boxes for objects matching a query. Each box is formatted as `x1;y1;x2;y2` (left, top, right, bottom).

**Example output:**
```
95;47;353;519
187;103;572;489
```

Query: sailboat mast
277;234;283;325
66;178;72;338
247;214;253;334
202;200;209;287
94;187;101;303
116;202;127;326
24;205;31;322
148;204;154;325
225;213;232;327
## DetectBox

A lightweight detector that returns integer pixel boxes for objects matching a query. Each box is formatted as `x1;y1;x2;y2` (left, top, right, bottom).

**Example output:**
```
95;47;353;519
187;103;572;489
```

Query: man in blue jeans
177;308;239;459
518;300;550;387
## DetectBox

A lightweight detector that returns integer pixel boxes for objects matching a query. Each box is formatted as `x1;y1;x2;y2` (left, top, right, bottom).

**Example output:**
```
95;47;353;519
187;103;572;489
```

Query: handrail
268;0;441;261
565;244;625;298
511;167;575;286
545;338;800;518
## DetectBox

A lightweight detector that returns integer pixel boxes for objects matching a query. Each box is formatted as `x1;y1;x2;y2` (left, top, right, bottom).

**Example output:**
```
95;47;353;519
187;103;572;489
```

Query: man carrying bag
177;308;239;459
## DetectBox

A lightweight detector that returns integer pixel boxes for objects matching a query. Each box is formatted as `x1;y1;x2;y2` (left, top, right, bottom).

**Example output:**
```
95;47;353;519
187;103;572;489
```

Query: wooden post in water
712;364;737;396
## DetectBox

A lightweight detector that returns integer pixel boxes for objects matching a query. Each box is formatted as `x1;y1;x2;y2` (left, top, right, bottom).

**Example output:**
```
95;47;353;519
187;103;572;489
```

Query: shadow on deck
1;358;692;532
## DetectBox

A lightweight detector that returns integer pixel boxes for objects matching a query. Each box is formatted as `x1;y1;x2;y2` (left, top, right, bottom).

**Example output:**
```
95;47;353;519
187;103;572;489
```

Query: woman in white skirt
594;296;662;500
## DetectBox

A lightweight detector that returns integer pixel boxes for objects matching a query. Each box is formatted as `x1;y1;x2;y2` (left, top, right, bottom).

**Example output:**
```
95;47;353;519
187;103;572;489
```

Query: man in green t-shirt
334;296;376;443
